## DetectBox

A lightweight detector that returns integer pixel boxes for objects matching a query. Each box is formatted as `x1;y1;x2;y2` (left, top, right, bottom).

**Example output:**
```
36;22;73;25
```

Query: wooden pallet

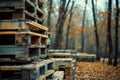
0;31;47;38
0;0;44;24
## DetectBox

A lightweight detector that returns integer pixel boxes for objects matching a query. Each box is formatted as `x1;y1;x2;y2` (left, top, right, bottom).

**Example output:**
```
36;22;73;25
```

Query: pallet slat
0;20;47;31
24;10;36;19
26;21;48;31
0;31;48;38
25;0;35;8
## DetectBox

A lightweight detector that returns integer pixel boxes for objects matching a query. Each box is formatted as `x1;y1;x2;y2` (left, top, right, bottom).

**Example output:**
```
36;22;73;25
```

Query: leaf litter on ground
76;61;120;80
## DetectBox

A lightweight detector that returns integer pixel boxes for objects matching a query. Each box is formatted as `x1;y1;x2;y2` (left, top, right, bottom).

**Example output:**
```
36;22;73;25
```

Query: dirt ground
75;61;120;80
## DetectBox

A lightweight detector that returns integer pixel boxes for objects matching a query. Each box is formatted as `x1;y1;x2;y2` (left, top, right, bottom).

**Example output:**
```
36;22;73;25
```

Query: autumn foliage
76;62;120;80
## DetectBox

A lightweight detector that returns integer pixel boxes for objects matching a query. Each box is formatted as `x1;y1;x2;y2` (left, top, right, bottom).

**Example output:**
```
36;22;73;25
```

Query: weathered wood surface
49;49;76;53
26;21;48;31
0;31;48;38
0;0;44;23
53;71;64;80
0;21;26;30
0;1;24;9
0;58;55;69
0;20;48;33
48;53;71;57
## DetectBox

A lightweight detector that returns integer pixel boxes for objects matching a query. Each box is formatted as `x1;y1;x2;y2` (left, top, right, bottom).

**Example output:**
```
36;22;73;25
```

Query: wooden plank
24;10;35;18
0;20;26;30
53;71;64;79
54;58;73;61
0;20;46;31
37;17;43;22
25;0;35;8
36;70;55;79
0;1;24;9
36;7;43;14
0;21;18;30
45;70;54;77
26;21;48;31
48;53;71;57
0;31;48;38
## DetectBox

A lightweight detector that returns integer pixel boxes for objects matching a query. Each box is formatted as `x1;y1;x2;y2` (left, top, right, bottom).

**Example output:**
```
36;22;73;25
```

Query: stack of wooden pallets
0;0;44;24
0;0;48;62
0;20;49;62
0;1;65;80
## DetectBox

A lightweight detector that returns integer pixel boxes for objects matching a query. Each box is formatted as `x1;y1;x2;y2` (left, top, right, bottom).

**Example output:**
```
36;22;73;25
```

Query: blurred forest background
43;0;120;65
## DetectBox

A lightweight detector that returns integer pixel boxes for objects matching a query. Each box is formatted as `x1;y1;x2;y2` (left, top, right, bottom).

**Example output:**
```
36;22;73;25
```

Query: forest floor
75;61;120;80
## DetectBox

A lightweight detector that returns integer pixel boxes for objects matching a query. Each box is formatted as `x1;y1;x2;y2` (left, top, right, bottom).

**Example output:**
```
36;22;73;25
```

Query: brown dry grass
76;62;120;80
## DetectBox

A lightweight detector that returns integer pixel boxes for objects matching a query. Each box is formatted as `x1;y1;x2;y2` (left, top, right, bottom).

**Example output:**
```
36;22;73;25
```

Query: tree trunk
103;39;108;63
54;0;64;49
91;0;100;60
107;0;113;65
81;0;87;52
113;0;119;66
66;1;75;49
47;0;52;32
54;0;70;49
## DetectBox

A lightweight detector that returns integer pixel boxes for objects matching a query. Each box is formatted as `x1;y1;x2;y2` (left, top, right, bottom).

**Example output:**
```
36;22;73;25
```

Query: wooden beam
24;10;35;19
53;71;64;79
25;0;35;8
39;70;55;79
0;20;29;30
48;53;71;56
26;21;48;31
0;31;48;38
0;21;20;30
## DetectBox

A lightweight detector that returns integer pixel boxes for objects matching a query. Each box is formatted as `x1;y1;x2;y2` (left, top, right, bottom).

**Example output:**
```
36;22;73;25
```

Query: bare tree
54;0;70;49
47;0;53;31
91;0;100;60
107;0;113;65
113;0;119;66
66;0;75;49
81;0;88;52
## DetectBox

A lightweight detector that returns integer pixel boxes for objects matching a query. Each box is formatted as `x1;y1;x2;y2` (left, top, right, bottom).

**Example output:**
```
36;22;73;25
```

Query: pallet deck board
24;10;36;19
25;0;35;8
26;21;48;31
0;20;48;31
0;31;48;38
